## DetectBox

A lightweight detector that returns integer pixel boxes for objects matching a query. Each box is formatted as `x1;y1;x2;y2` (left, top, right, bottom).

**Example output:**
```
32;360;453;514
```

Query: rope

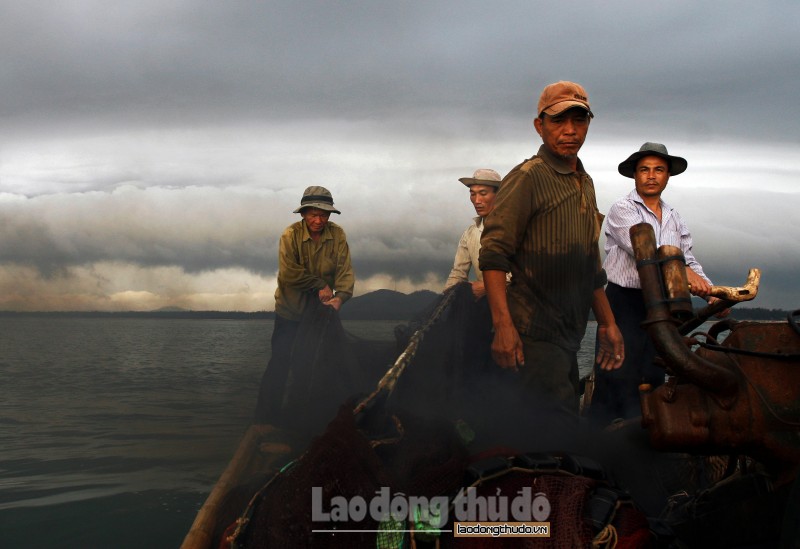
228;291;459;546
592;523;618;548
693;340;800;361
226;458;301;548
369;415;405;449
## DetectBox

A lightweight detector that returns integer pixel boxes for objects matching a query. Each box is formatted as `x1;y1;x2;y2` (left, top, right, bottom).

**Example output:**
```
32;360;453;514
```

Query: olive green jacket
274;220;354;321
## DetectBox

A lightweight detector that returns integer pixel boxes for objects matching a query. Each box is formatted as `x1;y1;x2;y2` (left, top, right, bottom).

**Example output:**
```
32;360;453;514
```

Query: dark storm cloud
0;186;278;274
0;1;798;310
1;1;476;125
3;1;798;138
0;181;460;280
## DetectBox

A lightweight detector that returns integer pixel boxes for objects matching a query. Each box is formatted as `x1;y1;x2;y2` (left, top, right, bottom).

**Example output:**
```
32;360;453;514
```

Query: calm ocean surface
0;317;598;548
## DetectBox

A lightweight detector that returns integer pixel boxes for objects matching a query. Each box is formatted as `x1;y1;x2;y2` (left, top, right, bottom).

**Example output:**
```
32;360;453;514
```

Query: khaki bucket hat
293;186;341;214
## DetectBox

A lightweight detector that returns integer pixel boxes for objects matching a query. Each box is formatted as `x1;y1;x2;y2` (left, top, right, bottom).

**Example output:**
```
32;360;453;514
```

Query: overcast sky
1;0;798;311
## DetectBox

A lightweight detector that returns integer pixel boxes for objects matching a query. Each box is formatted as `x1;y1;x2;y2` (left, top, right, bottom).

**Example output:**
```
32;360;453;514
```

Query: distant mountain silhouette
340;289;440;320
0;289;789;322
0;289;441;320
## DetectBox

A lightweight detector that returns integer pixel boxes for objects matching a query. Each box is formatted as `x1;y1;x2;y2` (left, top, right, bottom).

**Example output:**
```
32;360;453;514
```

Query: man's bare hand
491;323;524;371
323;296;342;311
596;323;624;371
686;269;711;298
471;281;486;300
318;285;333;303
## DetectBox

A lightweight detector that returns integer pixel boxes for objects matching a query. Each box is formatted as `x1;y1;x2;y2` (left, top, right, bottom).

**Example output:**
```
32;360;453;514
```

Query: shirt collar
629;189;673;214
473;216;483;228
537;144;586;175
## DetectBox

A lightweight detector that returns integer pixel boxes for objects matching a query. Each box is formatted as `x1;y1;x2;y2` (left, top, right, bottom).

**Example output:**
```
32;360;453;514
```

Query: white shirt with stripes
603;189;711;289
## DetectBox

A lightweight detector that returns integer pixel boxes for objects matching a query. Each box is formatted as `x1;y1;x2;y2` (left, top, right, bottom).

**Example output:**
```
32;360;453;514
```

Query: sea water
0;317;597;548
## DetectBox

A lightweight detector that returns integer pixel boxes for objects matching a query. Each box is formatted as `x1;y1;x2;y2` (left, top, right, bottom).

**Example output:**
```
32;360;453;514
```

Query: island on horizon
0;288;793;322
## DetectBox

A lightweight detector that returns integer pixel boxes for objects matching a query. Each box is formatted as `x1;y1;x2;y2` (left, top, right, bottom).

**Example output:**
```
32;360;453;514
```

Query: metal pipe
659;245;694;321
630;223;739;397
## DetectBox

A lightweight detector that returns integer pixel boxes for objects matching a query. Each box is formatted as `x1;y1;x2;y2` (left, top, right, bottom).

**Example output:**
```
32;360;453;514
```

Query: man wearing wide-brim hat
444;168;502;299
589;142;727;425
254;185;354;424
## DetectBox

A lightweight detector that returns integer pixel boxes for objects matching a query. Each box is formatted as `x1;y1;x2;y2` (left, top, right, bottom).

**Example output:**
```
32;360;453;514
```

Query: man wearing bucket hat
589;142;727;424
444;168;502;299
479;81;624;415
254;186;354;424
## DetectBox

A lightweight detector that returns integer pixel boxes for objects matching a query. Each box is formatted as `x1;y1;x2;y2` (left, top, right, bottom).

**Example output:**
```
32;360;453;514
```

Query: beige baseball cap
537;81;593;118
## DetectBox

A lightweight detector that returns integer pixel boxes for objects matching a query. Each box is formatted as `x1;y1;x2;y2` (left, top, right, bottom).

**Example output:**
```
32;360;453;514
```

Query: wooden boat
181;288;460;549
180;424;296;549
182;224;800;548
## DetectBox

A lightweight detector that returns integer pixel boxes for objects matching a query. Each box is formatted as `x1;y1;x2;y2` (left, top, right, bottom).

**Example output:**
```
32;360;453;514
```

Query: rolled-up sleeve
676;213;712;286
593;268;608;289
479;170;531;273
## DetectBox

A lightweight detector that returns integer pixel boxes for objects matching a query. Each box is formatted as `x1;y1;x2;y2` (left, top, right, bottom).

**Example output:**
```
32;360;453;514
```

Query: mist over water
0;317;597;548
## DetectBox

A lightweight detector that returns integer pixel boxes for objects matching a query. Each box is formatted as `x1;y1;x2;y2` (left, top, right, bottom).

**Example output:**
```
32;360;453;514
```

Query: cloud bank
0;1;798;311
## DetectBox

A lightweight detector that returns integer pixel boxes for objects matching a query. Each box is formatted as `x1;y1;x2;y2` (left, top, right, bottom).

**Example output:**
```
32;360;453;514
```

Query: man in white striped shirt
590;142;726;425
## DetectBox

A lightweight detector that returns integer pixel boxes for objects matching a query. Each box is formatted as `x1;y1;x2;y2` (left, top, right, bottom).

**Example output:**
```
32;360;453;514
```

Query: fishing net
222;285;660;547
207;279;800;548
234;406;389;548
226;404;468;548
433;446;653;549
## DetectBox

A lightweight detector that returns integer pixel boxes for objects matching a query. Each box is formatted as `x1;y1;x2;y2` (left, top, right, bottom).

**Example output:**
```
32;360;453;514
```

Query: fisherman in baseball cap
293;185;341;214
478;77;626;415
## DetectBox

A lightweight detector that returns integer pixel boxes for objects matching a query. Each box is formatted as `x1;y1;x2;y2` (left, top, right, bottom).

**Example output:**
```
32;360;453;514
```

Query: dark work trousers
253;315;300;424
508;337;582;447
515;336;582;443
589;282;664;426
519;337;580;412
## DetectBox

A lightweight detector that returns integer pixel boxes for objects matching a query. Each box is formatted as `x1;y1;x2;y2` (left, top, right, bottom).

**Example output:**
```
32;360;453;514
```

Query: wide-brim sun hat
458;168;501;188
618;142;688;178
293;185;341;214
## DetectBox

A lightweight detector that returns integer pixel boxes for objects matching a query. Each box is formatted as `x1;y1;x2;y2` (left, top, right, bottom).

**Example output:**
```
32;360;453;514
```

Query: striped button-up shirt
604;189;710;289
479;145;606;352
